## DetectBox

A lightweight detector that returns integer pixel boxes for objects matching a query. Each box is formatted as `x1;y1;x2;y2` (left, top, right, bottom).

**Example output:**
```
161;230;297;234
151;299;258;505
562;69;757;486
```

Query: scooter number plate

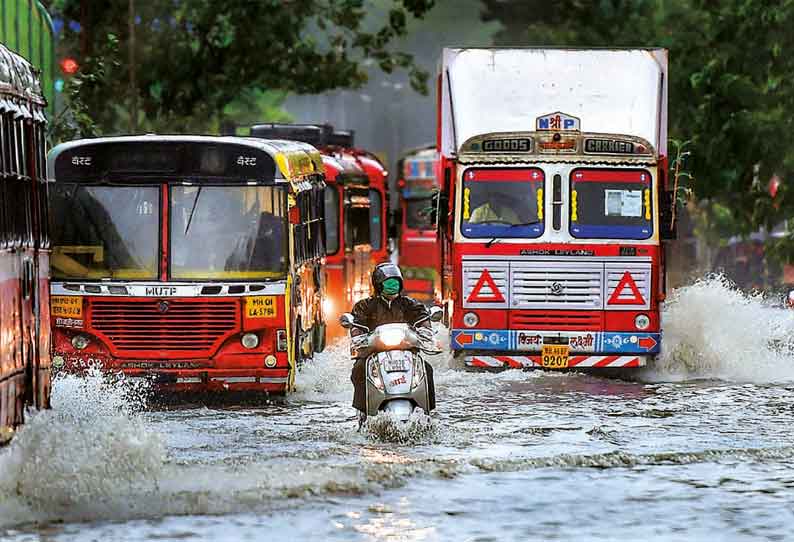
382;358;408;372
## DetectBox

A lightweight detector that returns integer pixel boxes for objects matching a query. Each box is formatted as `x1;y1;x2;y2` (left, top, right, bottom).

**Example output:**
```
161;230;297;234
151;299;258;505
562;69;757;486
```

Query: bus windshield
170;186;287;280
461;168;544;238
569;169;652;239
50;185;160;280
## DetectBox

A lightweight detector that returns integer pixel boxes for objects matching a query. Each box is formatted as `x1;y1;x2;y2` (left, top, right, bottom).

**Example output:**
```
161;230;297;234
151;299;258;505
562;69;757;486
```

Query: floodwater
4;277;794;541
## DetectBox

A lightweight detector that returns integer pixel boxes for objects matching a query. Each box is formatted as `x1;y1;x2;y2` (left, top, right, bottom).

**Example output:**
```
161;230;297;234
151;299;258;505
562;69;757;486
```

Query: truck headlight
634;314;651;330
71;334;90;350
241;333;259;349
463;312;479;328
264;355;277;368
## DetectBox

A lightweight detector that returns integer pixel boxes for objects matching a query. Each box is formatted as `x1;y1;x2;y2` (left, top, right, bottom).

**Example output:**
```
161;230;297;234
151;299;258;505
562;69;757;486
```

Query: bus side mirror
429;306;444;322
660;190;677;240
339;313;356;329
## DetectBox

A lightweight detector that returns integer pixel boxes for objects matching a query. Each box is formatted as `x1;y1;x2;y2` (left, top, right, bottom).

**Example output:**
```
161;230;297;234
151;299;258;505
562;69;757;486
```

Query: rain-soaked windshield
461;168;544;238
170;185;287;280
50;184;159;280
569;168;653;239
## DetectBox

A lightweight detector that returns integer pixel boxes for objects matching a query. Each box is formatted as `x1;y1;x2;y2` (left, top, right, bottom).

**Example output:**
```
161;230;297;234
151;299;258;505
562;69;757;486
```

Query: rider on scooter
350;262;436;413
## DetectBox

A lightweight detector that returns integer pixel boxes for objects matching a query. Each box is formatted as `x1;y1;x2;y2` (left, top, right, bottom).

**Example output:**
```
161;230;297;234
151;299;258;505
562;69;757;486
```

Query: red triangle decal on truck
607;271;645;305
467;269;505;303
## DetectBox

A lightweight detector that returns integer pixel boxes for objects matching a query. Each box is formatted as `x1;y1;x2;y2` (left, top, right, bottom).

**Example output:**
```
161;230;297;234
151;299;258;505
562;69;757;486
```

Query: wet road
3;278;794;541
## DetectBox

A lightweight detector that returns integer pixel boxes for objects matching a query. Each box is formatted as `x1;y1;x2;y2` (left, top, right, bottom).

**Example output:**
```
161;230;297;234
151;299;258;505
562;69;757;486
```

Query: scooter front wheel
382;399;414;422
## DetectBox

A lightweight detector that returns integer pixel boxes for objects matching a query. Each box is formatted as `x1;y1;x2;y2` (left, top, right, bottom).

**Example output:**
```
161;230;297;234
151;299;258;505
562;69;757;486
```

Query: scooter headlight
380;328;406;347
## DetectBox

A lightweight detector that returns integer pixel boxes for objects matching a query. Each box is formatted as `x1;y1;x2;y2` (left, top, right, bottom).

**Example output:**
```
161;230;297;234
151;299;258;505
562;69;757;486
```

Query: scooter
340;307;443;424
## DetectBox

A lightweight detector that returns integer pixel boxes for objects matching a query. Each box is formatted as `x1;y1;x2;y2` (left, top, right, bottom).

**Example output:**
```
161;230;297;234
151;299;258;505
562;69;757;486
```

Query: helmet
371;262;403;294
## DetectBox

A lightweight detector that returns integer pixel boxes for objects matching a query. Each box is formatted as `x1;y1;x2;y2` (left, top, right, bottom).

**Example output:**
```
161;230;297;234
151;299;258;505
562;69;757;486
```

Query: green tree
481;0;794;257
51;0;434;136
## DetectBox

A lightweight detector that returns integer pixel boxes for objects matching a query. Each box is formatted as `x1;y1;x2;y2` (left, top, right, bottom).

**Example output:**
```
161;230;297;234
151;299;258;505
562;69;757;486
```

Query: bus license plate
541;344;569;369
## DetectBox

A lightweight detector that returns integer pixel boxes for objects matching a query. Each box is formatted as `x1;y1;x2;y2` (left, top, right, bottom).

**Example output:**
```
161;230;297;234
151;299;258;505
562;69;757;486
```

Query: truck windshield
569;169;652;239
170;185;287;279
405;198;435;230
50;185;159;280
461;168;544;238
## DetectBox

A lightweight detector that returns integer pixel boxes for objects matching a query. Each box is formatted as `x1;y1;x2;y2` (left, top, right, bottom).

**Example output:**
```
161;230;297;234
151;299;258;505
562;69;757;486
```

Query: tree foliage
51;0;434;136
481;0;794;251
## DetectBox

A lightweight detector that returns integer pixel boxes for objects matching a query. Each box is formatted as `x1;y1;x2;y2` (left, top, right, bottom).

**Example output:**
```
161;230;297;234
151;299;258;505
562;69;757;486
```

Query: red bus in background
48;136;327;395
0;43;51;443
395;144;440;302
249;124;389;338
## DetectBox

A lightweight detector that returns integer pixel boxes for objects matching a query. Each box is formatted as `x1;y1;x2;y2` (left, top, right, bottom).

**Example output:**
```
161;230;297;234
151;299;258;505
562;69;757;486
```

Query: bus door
343;184;371;303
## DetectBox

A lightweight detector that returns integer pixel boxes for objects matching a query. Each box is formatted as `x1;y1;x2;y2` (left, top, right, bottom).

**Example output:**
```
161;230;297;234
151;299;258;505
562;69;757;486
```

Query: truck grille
89;299;239;355
510;310;603;330
462;258;652;310
510;261;602;309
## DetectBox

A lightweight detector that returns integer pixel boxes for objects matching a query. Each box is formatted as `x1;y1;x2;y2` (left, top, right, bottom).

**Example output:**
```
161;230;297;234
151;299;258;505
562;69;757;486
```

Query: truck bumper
464;354;648;370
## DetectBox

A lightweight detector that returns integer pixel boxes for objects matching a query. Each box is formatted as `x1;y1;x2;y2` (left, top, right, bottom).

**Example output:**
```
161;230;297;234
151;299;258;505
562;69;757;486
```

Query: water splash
0;368;165;528
650;275;794;383
365;411;439;444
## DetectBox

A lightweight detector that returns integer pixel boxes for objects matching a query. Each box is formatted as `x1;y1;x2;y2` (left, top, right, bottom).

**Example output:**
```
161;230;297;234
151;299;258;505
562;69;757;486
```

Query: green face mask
381;278;401;296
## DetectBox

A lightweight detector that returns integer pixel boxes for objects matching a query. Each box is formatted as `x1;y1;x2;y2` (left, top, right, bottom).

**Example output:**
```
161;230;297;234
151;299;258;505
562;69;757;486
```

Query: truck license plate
541;344;569;369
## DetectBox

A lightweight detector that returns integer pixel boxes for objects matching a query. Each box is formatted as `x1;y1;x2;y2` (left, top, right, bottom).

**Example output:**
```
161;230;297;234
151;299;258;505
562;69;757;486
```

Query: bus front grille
89;299;239;355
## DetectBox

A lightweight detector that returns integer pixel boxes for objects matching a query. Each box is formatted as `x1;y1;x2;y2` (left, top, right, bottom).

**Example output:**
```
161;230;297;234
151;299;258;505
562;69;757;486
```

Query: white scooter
340;307;443;424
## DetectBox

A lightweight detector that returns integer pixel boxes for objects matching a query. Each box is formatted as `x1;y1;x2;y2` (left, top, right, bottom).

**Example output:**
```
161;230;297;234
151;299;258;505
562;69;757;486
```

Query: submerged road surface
3;278;794;541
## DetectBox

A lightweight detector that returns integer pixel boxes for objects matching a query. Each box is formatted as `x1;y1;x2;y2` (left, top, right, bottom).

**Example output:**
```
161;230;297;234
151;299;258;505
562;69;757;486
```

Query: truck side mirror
660;190;677;240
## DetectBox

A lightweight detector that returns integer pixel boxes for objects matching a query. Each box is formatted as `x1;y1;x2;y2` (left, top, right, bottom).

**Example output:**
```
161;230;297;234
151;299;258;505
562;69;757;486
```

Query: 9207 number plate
382;357;408;372
541;344;569;369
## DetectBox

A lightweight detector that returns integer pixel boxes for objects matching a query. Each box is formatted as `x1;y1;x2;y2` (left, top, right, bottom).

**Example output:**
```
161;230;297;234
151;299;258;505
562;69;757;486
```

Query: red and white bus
48;135;327;394
249;124;389;337
395;144;439;302
0;43;51;442
437;48;675;371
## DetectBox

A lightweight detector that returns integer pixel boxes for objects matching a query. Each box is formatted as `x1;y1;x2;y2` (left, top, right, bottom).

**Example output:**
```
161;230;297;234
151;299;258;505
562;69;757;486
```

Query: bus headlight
71;335;90;350
264;355;277;368
463;312;479;328
241;333;260;349
634;314;651;330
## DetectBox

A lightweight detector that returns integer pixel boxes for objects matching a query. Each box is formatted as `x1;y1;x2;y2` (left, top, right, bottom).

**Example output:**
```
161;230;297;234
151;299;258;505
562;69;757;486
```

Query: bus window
324;186;339;255
405;198;434;230
50;184;160;279
369;189;382;250
170;185;287;279
345;206;370;249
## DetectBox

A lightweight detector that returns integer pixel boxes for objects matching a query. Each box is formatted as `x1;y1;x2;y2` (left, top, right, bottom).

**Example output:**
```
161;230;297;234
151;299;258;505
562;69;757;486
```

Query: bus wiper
184;186;202;235
484;219;541;249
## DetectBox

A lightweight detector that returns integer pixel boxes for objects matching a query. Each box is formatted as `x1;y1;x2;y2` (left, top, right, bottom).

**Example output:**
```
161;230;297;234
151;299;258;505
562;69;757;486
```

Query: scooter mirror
429;306;444;322
339;313;356;329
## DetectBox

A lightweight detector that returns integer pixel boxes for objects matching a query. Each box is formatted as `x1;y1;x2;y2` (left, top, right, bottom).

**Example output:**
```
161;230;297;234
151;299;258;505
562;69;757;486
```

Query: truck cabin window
461;168;544;239
569;169;652;240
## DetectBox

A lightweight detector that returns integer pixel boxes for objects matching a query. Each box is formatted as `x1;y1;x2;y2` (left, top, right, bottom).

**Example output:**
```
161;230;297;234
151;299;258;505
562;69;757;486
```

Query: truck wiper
484;219;541;248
